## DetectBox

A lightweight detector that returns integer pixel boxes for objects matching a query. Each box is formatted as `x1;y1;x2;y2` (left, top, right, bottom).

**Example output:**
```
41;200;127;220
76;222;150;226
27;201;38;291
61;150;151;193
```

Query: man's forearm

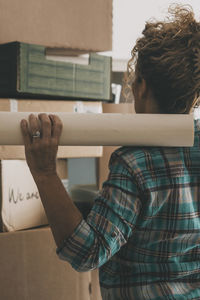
33;173;83;248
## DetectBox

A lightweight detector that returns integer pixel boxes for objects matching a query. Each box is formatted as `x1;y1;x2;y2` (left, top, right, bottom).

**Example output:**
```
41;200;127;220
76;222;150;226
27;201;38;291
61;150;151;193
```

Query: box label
1;160;48;231
9;99;18;112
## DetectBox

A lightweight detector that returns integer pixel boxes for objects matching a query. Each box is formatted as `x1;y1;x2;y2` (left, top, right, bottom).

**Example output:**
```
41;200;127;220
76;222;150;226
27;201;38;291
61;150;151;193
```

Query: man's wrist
31;171;58;183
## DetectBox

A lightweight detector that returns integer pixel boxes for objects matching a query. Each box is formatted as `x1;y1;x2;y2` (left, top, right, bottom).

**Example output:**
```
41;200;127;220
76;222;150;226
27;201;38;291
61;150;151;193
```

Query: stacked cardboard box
0;99;103;231
0;0;112;101
0;42;112;101
0;0;112;52
0;159;68;232
0;0;113;299
0;226;101;300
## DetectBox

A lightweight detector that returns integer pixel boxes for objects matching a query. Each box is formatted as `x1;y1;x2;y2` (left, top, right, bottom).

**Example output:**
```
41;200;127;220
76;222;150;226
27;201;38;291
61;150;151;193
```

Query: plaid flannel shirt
57;119;200;300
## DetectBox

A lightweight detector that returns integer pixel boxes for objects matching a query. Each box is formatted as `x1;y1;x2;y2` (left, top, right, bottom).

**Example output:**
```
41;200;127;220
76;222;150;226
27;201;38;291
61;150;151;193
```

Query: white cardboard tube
0;112;194;147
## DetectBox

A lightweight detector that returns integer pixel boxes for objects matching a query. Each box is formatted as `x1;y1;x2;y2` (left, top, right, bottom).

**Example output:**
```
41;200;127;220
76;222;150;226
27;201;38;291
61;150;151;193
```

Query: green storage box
0;42;112;101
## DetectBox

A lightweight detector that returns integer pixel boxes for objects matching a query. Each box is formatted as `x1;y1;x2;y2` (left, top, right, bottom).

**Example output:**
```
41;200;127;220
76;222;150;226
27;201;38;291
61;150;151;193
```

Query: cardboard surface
0;227;94;300
91;269;102;300
0;42;112;100
0;159;67;232
0;0;112;52
102;103;135;114
0;99;103;158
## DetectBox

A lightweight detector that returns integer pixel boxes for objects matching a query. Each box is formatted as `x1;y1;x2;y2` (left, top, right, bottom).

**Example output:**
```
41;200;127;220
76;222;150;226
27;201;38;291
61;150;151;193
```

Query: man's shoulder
110;146;186;182
110;146;164;176
112;146;163;164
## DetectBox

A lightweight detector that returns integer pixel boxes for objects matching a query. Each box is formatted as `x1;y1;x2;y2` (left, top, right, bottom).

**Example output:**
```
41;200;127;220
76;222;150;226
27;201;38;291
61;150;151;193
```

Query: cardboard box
0;42;111;101
0;0;112;52
98;103;135;188
91;269;102;300
0;99;103;159
0;226;102;300
0;159;67;232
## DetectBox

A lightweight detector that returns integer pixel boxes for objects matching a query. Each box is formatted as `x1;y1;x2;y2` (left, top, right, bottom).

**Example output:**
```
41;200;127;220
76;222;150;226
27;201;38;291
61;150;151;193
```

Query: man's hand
20;113;82;248
20;113;63;178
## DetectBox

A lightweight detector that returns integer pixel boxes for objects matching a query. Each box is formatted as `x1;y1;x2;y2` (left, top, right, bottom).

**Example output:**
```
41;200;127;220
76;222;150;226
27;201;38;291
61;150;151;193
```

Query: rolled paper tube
0;112;194;147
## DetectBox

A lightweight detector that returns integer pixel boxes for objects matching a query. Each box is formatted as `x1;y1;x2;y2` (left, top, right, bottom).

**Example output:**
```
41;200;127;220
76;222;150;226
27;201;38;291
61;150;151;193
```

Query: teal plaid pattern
57;119;200;300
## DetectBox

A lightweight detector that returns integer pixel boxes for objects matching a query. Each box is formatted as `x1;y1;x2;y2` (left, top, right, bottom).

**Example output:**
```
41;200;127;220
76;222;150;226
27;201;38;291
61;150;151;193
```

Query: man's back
100;119;200;299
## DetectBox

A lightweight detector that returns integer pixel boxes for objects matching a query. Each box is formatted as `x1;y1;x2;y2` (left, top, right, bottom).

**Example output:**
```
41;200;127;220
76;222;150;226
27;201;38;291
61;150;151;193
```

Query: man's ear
137;78;147;100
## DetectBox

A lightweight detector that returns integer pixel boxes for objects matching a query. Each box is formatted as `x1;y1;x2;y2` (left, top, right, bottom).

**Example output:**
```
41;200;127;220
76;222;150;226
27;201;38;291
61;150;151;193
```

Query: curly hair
126;4;200;113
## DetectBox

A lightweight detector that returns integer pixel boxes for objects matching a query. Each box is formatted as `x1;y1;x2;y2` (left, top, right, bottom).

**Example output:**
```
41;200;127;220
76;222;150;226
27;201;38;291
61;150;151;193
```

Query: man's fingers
49;114;63;142
21;114;62;147
28;114;41;137
20;119;31;146
38;113;51;139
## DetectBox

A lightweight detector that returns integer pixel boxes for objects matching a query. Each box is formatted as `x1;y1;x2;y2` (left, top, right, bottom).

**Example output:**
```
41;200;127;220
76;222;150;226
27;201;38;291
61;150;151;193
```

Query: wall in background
104;0;200;70
67;158;97;190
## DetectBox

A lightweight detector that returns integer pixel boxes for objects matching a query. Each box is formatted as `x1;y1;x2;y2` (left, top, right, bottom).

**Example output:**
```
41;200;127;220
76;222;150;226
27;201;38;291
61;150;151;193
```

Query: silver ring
32;130;41;138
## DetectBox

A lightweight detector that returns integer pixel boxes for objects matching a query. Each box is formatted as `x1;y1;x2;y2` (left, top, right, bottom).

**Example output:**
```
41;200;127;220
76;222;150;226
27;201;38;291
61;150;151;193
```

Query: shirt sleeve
56;151;142;272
